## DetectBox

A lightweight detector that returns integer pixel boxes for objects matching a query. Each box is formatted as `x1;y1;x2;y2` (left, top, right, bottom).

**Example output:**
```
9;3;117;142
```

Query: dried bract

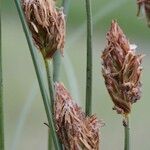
137;0;150;27
101;20;144;116
21;0;65;58
54;82;102;150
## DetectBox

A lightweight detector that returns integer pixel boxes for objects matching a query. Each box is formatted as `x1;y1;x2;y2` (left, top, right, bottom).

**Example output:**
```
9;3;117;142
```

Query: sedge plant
12;0;146;149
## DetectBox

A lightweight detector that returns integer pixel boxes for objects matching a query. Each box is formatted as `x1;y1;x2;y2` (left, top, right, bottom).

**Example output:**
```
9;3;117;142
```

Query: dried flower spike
54;82;102;150
101;20;144;116
21;0;65;59
137;0;150;27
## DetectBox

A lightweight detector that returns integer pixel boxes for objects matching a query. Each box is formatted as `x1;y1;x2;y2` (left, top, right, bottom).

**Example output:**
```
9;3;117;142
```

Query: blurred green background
1;0;150;149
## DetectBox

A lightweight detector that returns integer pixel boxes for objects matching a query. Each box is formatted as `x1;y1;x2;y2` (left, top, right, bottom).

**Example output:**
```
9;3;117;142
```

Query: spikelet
21;0;65;58
54;82;102;150
101;20;144;116
137;0;150;27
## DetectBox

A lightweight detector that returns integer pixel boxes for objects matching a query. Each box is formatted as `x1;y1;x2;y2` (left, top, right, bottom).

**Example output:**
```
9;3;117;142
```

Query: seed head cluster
101;20;144;115
21;0;65;58
54;82;102;150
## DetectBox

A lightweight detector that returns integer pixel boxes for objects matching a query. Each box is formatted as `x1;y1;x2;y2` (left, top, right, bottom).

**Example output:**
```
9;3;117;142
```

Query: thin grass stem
50;1;71;148
14;0;62;149
45;60;55;150
53;0;71;83
0;11;4;150
124;116;130;150
53;51;61;82
85;0;93;116
44;60;54;112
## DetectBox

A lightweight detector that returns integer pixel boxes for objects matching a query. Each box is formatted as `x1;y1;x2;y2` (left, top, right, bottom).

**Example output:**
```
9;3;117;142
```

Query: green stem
49;0;71;149
52;0;71;83
124;116;130;150
50;1;71;148
53;51;61;82
44;60;55;112
14;0;61;149
45;59;55;150
0;11;4;150
85;0;93;116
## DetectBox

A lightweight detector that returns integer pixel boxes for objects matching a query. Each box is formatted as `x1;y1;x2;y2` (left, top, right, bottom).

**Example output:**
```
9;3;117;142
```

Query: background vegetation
1;0;150;149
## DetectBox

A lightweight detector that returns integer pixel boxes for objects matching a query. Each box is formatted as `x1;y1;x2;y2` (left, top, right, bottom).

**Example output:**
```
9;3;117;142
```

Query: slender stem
45;60;55;150
0;11;5;150
124;116;130;150
51;1;71;149
14;0;61;149
53;51;61;82
44;60;55;112
85;0;93;116
52;0;70;83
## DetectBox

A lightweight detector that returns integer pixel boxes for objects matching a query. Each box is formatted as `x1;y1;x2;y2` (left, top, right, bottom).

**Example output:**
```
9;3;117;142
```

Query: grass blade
53;0;71;82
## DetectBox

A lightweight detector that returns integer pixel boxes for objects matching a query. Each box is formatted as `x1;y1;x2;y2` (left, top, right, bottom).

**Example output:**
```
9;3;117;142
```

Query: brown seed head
101;20;144;115
137;0;150;27
54;82;102;150
21;0;65;58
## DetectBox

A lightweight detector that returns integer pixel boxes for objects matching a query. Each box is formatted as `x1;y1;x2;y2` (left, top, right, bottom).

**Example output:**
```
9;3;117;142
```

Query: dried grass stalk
21;0;65;58
54;82;102;150
101;20;144;116
137;0;150;27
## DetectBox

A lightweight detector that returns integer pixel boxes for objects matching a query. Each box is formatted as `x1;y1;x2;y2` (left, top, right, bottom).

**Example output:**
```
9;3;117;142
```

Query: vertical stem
124;116;130;150
52;0;70;83
50;1;71;149
14;0;61;149
0;11;5;150
53;51;61;82
85;0;93;116
45;59;55;150
44;60;54;112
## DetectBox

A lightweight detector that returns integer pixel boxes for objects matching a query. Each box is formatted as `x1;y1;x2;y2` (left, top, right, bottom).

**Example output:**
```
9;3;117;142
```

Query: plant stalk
53;51;61;82
14;0;61;149
124;116;130;150
44;60;54;112
0;12;5;150
52;0;71;83
44;59;55;150
50;1;71;148
85;0;93;116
